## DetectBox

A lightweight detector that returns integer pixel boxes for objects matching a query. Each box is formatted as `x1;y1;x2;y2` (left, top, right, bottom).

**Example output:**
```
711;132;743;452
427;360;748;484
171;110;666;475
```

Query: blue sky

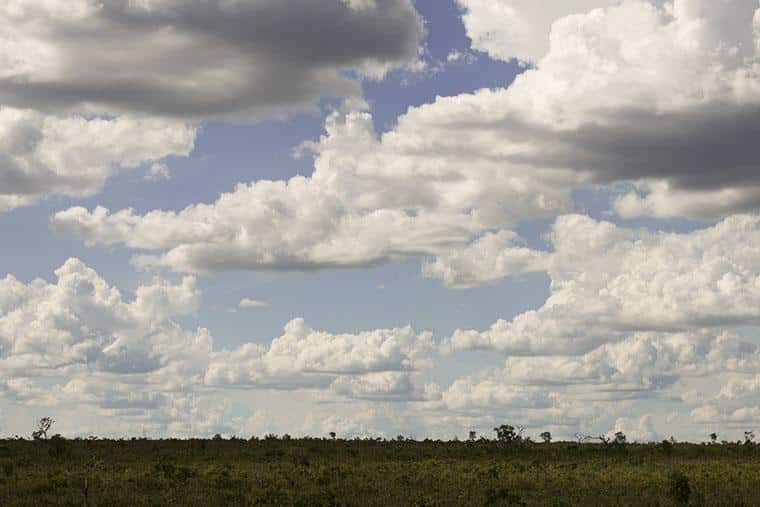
2;0;760;442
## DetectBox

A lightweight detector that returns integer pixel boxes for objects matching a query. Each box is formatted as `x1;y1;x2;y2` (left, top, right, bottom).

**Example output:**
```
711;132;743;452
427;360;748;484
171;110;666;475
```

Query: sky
1;0;760;442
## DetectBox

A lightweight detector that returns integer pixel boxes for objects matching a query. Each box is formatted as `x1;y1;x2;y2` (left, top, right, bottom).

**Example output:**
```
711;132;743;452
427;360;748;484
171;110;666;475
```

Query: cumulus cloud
690;375;760;426
50;108;575;272
53;1;760;271
330;372;440;402
433;212;760;433
204;318;435;397
0;260;440;435
422;231;550;288
611;415;661;442
456;0;613;62
0;108;195;211
447;214;760;355
439;377;556;412
0;0;424;211
0;0;423;118
0;258;206;380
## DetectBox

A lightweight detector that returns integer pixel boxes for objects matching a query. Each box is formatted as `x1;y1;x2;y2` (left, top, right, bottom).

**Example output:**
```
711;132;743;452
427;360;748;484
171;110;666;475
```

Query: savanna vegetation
1;421;759;506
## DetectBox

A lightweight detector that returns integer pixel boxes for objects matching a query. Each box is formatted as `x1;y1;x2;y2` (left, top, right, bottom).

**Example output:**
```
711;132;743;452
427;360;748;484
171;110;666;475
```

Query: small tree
614;431;627;446
709;432;718;445
493;424;523;445
329;432;336;440
468;431;477;442
32;417;54;440
744;431;755;445
540;431;552;444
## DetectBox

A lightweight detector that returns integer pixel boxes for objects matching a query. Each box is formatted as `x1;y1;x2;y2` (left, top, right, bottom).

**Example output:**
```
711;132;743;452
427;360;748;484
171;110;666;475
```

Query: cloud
0;258;209;383
439;377;556;412
53;1;760;270
422;230;550;288
204;318;435;392
0;0;423;119
50;109;575;272
611;415;661;442
0;0;424;212
145;162;171;182
330;372;441;402
0;260;443;436
0;260;437;398
237;298;268;310
455;0;613;62
447;214;760;355
0;108;195;211
690;375;760;425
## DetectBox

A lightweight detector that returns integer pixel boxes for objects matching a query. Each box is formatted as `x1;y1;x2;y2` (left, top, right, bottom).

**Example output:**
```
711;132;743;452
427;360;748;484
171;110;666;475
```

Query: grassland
1;436;759;506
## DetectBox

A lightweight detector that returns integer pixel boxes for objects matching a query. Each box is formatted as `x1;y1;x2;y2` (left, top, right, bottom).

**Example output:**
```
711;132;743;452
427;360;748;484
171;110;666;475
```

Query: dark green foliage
0;438;758;506
667;470;691;505
493;425;523;445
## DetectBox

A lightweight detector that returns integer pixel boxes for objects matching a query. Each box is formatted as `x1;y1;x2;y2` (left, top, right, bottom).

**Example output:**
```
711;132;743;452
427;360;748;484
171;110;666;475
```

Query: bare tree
32;417;54;440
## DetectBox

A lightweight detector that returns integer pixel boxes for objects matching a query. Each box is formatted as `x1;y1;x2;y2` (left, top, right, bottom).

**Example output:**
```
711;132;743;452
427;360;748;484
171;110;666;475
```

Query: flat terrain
1;438;759;506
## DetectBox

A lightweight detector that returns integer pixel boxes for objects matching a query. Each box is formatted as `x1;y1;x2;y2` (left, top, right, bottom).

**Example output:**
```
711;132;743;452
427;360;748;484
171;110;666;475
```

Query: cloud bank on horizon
1;0;760;441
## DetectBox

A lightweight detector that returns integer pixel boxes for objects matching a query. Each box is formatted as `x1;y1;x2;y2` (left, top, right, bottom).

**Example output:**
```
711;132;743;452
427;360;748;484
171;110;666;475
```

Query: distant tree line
15;417;760;446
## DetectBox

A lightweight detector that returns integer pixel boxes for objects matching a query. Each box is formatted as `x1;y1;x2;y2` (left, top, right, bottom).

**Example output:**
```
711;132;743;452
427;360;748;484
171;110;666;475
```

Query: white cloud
0;108;194;211
145;162;171;182
689;375;760;426
237;298;268;310
0;0;424;211
422;230;550;288
611;415;662;442
53;1;760;271
330;372;440;402
438;377;556;412
50;108;575;272
456;0;613;62
447;214;760;355
0;258;205;379
204;318;435;393
0;260;444;436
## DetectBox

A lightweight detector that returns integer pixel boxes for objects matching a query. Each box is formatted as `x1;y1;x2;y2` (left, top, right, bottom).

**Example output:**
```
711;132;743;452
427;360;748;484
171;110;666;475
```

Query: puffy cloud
0;0;424;211
0;260;443;436
456;0;612;62
145;162;171;182
439;377;556;412
54;1;760;270
51;109;575;272
0;108;195;211
204;318;435;395
330;372;440;402
690;375;760;425
0;258;206;379
0;260;439;400
611;415;661;442
422;231;550;288
448;214;760;355
0;0;423;118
